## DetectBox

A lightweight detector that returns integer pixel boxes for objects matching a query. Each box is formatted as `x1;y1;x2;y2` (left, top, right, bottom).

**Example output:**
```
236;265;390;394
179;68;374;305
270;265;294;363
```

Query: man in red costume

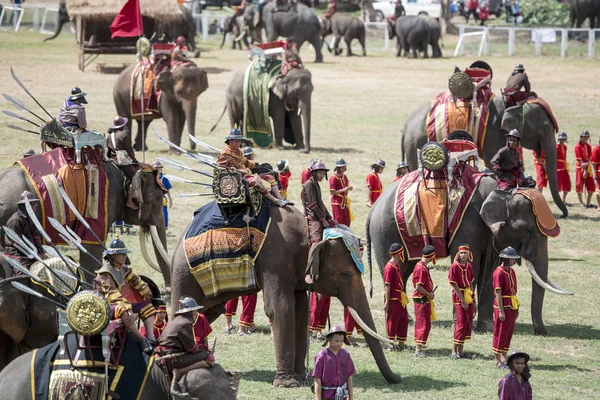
574;130;595;208
309;292;331;339
277;159;292;199
322;0;338;19
412;245;437;357
492;247;520;370
532;150;546;193
141;303;168;340
366;159;385;206
383;243;409;351
223;294;258;336
281;37;303;75
448;244;476;359
301;158;320;185
556;132;572;206
590;136;600;211
329;158;353;227
490;130;535;190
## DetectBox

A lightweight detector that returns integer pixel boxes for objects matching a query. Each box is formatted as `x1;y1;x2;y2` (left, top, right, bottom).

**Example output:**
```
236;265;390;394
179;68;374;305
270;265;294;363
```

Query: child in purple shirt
312;325;356;400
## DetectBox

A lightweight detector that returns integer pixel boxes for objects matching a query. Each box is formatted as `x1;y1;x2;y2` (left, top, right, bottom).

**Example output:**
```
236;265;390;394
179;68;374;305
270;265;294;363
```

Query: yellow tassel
463;289;474;305
401;291;409;308
429;299;437;321
565;160;569;173
510;295;520;310
347;196;355;222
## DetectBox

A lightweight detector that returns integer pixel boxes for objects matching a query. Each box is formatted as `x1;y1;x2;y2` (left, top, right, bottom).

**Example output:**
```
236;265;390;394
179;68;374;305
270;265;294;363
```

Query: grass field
1;27;600;400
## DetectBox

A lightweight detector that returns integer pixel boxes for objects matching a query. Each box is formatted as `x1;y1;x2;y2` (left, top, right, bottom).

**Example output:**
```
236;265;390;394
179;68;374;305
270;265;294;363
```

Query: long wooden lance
2;93;46;123
152;129;219;170
187;134;220;153
12;281;67;310
2;226;80;293
57;185;109;252
4;257;70;303
23;197;95;282
10;67;55;120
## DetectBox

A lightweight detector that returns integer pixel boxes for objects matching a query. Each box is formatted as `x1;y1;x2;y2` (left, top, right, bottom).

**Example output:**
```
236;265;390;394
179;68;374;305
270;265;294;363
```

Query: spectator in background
478;0;489;26
504;0;513;24
152;161;173;233
465;0;479;24
513;0;521;26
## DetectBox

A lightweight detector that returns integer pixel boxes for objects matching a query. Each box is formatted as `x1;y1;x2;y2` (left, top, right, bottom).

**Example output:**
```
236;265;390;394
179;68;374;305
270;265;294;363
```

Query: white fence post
508;28;514;56
588;29;594;58
534;29;542;56
202;13;209;43
384;23;389;52
561;29;567;57
33;6;40;29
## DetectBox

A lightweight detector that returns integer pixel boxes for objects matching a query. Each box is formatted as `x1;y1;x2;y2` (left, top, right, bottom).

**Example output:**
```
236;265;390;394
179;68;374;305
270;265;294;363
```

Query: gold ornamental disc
420;142;449;171
66;290;110;336
448;71;475;99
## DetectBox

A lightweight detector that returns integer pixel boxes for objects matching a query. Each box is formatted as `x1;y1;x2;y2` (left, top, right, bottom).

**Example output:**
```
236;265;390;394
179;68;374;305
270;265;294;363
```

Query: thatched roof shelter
66;0;185;22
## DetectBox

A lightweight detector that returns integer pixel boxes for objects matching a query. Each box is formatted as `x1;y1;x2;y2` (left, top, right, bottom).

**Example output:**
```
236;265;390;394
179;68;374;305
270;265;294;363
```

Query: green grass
1;29;600;399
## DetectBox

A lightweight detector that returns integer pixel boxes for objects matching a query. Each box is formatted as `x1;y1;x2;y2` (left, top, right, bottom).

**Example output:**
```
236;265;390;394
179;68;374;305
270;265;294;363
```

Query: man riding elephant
504;64;535;107
490;129;535;190
281;37;303;75
107;116;140;209
58;87;87;131
172;36;192;65
217;127;292;207
302;161;336;248
323;0;338;19
0;191;45;268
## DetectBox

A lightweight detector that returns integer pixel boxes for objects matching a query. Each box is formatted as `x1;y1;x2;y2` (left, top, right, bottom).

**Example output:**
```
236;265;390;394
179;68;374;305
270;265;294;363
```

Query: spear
176;193;214;198
187;134;221;153
12;281;67;310
2;110;41;128
22;197;95;282
163;174;214;188
10;67;55;120
6;124;40;135
2;226;80;293
57;185;109;252
4;257;70;303
2;93;46;123
47;217;103;266
155;157;214;179
152;129;219;170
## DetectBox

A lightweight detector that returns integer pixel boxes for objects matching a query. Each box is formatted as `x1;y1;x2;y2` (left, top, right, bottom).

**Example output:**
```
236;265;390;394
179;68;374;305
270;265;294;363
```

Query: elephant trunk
522;242;549;335
541;131;568;218
184;98;198;150
345;296;401;383
44;0;68;43
300;99;311;153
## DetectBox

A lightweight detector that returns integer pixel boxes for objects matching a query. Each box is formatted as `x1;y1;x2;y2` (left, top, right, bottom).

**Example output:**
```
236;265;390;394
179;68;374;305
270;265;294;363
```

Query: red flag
110;0;143;39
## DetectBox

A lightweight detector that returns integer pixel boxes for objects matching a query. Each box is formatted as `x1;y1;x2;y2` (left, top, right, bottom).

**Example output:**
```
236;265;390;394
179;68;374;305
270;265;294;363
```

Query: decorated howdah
213;168;262;217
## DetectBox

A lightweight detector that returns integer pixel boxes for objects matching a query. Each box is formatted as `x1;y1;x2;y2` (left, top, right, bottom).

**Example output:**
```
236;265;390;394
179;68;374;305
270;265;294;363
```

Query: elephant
113;63;209;153
0;347;239;399
568;0;600;28
225;64;313;153
366;172;573;336
170;206;401;387
221;15;249;50
387;16;430;58
244;2;324;63
320;13;367;57
401;96;569;218
421;16;443;58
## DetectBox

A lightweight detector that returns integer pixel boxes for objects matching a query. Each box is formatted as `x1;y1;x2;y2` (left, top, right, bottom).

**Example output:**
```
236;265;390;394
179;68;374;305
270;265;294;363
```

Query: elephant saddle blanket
243;58;282;148
516;188;560;237
31;332;152;400
323;226;364;273
525;97;559;133
16;148;109;246
184;200;271;298
394;166;485;260
130;59;167;117
426;88;495;157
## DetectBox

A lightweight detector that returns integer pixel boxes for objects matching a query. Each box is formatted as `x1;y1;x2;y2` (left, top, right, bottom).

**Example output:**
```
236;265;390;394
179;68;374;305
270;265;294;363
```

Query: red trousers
414;302;431;345
492;308;517;354
224;298;238;318
344;307;362;338
453;302;475;345
535;164;547;189
386;300;408;342
309;292;331;331
575;169;595;193
332;204;351;227
239;293;257;327
557;170;571;192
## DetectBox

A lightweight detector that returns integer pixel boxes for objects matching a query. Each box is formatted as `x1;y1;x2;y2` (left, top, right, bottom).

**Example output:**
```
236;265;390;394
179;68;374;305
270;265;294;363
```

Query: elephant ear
500;103;523;134
306;240;327;279
156;70;174;94
480;191;508;238
270;76;287;101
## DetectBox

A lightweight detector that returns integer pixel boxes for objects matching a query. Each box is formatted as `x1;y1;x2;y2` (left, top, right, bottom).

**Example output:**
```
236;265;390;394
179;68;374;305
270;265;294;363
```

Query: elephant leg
310;34;324;63
293;290;309;380
396;38;402;57
333;35;342;56
288;112;304;150
270;96;285;149
344;35;353;56
268;289;299;387
360;31;367;56
133;119;152;151
475;251;495;332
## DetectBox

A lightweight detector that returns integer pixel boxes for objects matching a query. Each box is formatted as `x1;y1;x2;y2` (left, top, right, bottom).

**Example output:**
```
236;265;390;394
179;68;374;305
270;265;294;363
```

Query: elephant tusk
139;228;161;273
234;31;246;43
523;259;574;296
347;306;394;348
547;277;575;296
297;107;302;117
150;225;172;269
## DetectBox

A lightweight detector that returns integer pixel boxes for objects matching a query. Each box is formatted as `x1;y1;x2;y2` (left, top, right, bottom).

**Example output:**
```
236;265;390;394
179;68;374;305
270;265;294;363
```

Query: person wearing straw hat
217;126;291;207
590;136;600;211
155;296;214;385
393;162;409;183
492;246;521;369
59;86;87;131
556;132;572;206
0;191;45;267
277;159;292;200
448;244;476;359
383;243;409;351
329;158;353;227
498;350;532;399
366;159;385;207
412;245;437;357
141;302;169;340
574;130;595;208
312;325;356;400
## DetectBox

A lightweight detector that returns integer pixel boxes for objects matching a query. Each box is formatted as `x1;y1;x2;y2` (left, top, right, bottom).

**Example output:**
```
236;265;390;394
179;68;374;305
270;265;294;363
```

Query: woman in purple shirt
313;325;356;400
498;350;532;400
